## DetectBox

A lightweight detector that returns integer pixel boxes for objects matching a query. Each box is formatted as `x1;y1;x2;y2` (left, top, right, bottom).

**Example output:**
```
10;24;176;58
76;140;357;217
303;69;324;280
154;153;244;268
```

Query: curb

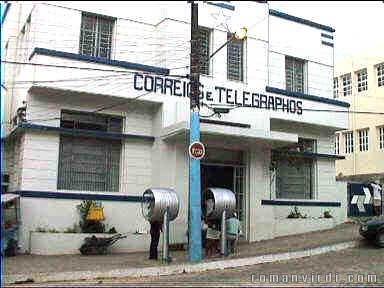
5;241;358;284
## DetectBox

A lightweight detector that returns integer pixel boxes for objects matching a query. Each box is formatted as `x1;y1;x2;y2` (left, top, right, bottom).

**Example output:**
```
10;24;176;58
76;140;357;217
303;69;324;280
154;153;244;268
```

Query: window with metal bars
356;69;368;92
227;33;244;81
344;131;354;153
342;74;352;96
285;56;305;93
273;138;316;200
198;27;211;75
377;63;384;87
79;12;114;59
57;111;122;192
333;78;339;98
358;129;369;152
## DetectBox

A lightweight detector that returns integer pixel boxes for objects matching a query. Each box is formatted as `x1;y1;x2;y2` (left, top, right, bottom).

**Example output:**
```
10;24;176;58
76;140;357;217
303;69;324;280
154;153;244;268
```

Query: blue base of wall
261;199;341;207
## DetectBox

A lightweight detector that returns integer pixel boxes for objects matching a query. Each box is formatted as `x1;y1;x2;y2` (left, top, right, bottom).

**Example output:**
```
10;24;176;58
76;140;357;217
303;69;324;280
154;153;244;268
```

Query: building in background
334;45;384;184
2;1;349;254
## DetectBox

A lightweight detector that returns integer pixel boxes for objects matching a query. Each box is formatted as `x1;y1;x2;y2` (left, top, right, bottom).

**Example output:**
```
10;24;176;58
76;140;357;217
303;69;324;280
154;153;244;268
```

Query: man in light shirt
226;212;241;254
371;182;382;216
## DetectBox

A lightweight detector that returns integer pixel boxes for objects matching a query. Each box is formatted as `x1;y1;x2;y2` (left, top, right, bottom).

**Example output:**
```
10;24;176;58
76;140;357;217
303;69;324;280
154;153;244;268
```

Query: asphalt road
24;241;383;287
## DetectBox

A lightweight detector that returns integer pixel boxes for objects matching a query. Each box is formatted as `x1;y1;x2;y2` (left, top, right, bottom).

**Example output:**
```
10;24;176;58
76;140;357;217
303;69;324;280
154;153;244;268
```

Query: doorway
201;163;247;239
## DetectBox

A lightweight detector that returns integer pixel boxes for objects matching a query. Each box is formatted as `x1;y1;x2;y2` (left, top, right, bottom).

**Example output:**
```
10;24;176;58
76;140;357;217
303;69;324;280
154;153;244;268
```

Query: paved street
4;223;358;276
46;243;384;287
6;223;384;287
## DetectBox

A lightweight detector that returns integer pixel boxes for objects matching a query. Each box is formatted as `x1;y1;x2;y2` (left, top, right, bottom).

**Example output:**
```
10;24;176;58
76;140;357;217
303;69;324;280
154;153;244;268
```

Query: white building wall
2;1;350;253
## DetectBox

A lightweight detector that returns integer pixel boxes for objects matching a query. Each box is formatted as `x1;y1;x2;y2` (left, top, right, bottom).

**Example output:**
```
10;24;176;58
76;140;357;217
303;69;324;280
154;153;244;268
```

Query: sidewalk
4;222;362;284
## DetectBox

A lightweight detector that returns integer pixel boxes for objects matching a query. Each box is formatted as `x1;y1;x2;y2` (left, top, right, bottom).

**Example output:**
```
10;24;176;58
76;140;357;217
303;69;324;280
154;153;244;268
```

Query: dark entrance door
201;164;234;191
201;164;234;216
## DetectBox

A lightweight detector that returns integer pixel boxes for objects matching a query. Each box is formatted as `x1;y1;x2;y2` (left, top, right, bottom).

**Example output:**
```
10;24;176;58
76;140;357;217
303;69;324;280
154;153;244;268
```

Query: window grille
227;33;244;81
57;111;122;192
79;13;114;59
198;27;211;75
285;56;305;93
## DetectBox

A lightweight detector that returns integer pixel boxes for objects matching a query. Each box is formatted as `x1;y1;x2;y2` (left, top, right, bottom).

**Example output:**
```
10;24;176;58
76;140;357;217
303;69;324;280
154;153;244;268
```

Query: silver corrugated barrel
205;188;236;219
142;188;179;222
142;188;179;263
204;187;236;256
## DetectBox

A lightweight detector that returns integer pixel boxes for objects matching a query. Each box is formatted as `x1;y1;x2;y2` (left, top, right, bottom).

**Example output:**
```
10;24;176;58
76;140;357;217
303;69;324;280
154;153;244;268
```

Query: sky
1;1;383;63
268;1;384;62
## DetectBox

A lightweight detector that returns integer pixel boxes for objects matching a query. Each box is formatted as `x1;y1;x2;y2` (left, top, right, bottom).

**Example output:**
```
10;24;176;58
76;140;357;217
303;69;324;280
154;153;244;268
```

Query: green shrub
287;206;307;219
35;227;47;232
323;210;333;218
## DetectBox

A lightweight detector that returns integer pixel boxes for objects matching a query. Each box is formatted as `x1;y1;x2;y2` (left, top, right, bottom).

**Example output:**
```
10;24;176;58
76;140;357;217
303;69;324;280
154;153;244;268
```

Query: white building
2;1;350;254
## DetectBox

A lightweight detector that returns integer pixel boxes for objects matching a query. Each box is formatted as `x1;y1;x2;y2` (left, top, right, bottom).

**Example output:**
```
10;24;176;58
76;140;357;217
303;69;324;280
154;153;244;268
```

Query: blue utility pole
188;1;202;262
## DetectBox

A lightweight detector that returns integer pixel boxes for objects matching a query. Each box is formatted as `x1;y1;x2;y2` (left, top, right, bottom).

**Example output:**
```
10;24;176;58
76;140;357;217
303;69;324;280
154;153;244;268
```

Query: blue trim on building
272;150;345;160
29;48;170;75
269;9;335;33
1;3;10;25
265;86;350;108
13;190;143;202
321;41;334;47
206;1;235;11
19;123;155;141
321;33;334;40
200;119;251;128
261;200;341;207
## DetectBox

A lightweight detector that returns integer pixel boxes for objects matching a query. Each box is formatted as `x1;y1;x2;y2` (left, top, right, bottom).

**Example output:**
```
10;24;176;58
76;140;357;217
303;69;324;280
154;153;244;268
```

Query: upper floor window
227;33;244;81
79;13;114;59
198;27;211;75
378;126;384;150
356;69;368;92
342;74;352;96
335;134;340;155
377;63;384;87
333;78;339;98
345;131;354;154
285;56;305;93
358;129;369;152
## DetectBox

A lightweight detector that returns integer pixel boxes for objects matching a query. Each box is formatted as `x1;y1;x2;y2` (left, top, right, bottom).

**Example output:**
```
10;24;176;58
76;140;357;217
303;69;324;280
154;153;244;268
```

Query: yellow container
86;205;105;221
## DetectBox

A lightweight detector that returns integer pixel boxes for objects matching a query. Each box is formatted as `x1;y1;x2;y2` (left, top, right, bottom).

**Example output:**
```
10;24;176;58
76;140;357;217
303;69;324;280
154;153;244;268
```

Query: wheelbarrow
79;233;127;255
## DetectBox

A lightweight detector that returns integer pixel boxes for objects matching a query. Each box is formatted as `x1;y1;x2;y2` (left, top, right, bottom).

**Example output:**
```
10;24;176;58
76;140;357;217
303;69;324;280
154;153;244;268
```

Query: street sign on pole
189;141;205;160
188;0;202;263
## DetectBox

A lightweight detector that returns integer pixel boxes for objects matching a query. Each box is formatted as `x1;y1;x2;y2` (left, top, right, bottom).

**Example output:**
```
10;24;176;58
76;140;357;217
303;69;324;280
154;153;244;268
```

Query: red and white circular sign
189;141;205;160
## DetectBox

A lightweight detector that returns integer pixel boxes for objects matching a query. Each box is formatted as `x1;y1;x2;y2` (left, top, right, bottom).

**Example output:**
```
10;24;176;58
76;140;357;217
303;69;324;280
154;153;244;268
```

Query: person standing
226;212;241;254
149;220;162;260
371;182;382;216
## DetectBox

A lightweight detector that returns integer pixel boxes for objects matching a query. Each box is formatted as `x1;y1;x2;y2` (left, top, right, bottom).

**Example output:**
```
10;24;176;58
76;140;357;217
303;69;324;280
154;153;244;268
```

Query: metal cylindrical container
142;188;179;222
205;188;236;219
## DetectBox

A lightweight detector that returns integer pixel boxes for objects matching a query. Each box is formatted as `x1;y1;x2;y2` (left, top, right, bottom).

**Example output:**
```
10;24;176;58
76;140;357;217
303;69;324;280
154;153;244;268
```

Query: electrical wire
1;60;188;78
